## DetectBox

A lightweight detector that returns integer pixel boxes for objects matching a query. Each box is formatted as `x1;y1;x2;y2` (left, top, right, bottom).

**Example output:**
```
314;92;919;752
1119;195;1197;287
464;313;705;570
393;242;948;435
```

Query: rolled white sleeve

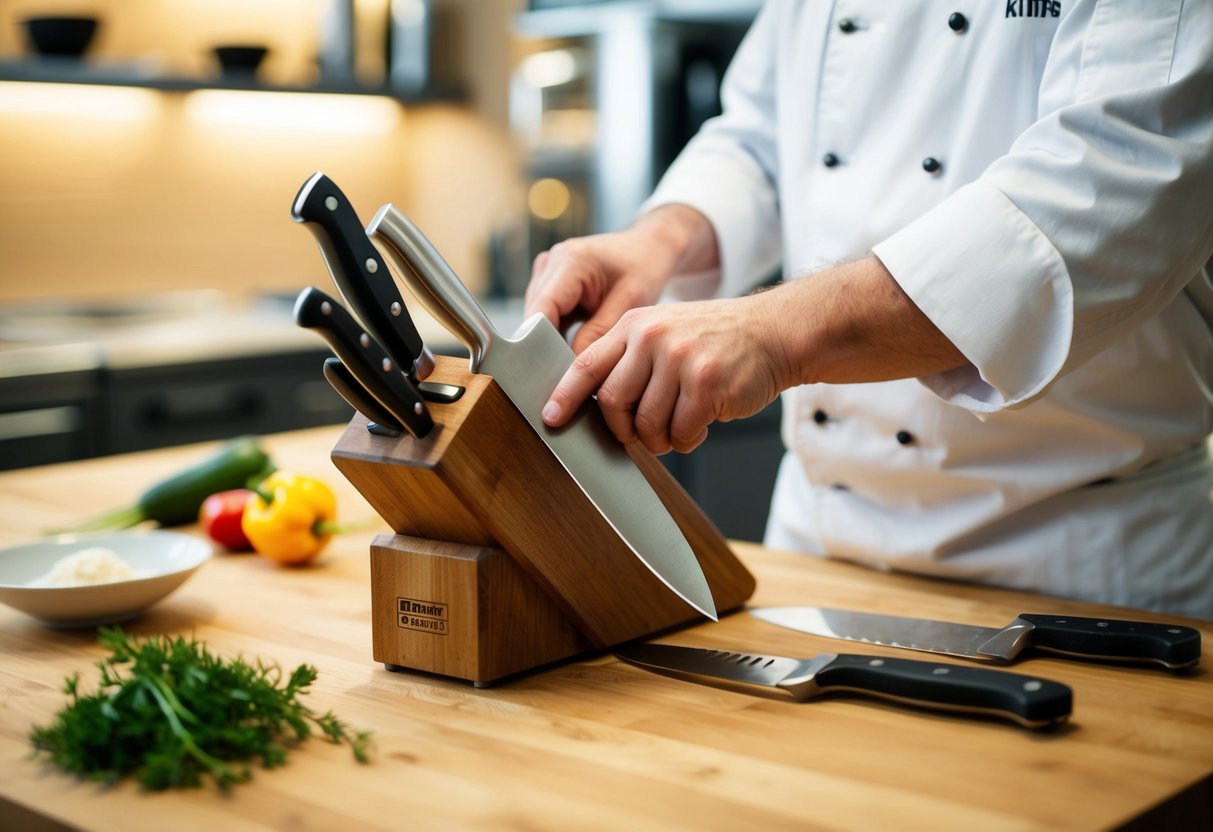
874;0;1213;413
641;1;783;301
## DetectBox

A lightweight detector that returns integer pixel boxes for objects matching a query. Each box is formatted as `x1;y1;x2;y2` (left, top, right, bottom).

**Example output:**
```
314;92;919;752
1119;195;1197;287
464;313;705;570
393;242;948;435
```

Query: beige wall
0;0;525;305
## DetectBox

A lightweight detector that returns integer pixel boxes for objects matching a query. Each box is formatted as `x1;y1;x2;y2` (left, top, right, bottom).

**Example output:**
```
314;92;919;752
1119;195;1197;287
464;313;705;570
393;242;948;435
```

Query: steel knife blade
294;286;433;438
322;357;404;437
614;643;1072;730
368;203;718;622
292;171;435;381
751;607;1202;671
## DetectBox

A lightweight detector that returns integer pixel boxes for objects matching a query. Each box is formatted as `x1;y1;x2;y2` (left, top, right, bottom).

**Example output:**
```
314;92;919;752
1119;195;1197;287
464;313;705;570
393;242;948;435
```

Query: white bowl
0;530;212;628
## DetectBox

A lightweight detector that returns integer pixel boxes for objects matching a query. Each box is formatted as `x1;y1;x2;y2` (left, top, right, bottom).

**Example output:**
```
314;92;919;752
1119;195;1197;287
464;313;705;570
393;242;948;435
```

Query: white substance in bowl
34;546;140;587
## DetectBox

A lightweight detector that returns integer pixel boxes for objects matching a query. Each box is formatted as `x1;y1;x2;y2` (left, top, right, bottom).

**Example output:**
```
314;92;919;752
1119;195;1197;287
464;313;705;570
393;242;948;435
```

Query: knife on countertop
751;607;1202;671
367;202;719;622
614;643;1072;730
291;171;435;383
322;356;404;437
294;286;433;439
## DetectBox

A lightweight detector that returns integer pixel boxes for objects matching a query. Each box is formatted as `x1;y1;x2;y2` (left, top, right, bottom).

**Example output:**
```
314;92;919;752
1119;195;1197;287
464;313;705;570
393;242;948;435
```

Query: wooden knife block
331;355;756;685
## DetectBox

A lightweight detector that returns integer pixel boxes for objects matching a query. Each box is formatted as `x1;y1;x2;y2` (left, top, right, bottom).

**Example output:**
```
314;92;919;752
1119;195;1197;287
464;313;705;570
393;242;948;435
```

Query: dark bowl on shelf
22;15;100;58
212;45;269;79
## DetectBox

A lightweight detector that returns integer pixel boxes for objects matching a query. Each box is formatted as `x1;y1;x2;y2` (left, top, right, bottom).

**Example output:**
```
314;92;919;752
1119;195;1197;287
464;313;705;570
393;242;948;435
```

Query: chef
525;1;1213;619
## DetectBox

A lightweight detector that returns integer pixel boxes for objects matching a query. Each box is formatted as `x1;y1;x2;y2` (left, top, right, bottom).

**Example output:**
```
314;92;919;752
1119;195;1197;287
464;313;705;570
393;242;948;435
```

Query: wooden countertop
0;427;1210;831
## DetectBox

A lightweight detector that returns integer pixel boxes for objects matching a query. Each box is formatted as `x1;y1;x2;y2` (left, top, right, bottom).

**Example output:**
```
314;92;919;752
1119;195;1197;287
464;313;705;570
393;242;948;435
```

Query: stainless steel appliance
495;2;759;297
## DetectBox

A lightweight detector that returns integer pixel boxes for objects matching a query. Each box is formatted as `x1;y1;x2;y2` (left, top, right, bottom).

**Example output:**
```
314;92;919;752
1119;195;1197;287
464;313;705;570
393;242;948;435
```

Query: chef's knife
368;203;718;622
615;643;1072;730
291;171;435;382
751;607;1202;671
294;286;433;439
322;357;404;437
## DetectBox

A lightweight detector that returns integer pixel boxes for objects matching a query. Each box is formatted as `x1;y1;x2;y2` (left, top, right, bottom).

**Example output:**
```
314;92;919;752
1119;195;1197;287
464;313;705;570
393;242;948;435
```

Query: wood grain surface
0;427;1210;832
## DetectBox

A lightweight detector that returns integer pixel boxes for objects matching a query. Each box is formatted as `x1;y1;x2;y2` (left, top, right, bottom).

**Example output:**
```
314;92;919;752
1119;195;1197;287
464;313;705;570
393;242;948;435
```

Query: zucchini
62;437;275;531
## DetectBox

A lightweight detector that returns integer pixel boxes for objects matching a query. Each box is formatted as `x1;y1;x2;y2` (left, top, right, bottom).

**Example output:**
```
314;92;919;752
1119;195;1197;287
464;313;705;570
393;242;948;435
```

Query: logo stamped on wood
398;597;448;635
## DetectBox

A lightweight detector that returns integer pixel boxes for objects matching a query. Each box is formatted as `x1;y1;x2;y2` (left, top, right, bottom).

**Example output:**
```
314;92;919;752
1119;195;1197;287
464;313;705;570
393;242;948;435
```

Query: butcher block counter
0;426;1209;832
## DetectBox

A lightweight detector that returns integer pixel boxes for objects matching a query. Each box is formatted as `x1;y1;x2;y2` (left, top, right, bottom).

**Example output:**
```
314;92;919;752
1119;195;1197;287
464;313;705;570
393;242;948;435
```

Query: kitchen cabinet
0;365;103;470
102;350;352;456
0;295;357;471
0;351;352;471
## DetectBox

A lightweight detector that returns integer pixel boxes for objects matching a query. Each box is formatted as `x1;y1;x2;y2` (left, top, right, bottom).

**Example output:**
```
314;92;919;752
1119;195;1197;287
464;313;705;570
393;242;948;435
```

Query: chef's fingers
632;377;679;455
523;250;550;315
542;332;626;428
524;247;587;331
669;389;711;454
665;351;717;453
628;330;683;455
570;290;642;354
595;320;666;447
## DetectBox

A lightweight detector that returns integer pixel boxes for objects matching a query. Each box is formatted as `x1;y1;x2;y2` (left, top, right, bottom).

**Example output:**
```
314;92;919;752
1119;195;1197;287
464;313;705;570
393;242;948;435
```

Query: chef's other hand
540;293;793;455
525;204;717;355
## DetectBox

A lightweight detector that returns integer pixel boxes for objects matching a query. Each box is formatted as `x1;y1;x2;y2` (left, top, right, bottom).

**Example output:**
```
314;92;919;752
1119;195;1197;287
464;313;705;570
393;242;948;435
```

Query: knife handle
1018;614;1201;671
790;655;1072;730
292;172;435;380
369;203;497;372
294;286;433;439
322;357;404;437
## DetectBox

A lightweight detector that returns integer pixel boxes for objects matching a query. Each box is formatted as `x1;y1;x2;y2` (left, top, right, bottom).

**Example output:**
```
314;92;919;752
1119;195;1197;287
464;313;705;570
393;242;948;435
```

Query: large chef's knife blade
368;203;718;622
322;357;404;437
751;607;1202;671
292;171;435;381
294;286;433;438
615;643;1072;730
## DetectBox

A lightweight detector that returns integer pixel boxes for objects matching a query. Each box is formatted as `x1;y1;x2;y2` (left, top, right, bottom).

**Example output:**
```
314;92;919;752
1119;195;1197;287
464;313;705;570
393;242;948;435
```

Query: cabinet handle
138;389;264;428
0;406;84;441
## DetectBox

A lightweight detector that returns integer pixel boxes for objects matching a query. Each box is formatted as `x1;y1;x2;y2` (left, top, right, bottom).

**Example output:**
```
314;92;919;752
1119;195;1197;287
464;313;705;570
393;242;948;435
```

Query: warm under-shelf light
184;89;401;134
519;49;581;89
0;82;161;121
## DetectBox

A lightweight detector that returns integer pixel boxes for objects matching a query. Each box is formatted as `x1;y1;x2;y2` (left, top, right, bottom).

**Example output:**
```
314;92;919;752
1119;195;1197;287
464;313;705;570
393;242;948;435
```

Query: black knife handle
1018;614;1201;670
292;171;434;380
322;357;404;437
801;655;1072;729
294;286;433;439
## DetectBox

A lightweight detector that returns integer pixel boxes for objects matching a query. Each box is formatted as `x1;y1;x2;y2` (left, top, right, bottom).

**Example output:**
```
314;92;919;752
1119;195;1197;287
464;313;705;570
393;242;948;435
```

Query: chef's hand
540;292;793;455
525;204;719;354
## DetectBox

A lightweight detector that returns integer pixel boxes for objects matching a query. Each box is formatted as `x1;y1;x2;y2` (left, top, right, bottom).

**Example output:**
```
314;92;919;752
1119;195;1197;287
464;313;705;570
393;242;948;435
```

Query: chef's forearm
762;256;968;386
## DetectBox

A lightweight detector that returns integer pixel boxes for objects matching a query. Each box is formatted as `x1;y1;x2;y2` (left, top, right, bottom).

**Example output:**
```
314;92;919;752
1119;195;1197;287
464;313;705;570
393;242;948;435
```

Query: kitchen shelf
516;0;761;38
0;59;463;103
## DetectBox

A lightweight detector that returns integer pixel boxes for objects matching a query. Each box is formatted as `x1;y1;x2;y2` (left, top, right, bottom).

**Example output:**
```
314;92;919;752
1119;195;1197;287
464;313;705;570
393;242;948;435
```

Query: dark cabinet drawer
0;368;103;471
103;350;351;455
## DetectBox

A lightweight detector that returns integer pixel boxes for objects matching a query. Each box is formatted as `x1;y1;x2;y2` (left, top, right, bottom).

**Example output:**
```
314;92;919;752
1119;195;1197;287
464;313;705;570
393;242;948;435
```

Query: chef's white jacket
644;0;1213;618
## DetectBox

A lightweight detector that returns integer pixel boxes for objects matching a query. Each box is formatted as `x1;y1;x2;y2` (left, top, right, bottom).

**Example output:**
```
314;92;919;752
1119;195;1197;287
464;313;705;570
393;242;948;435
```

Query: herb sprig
30;627;372;791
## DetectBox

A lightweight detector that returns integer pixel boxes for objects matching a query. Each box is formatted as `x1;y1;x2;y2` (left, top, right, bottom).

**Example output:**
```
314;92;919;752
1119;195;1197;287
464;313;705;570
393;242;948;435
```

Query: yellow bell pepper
241;473;338;566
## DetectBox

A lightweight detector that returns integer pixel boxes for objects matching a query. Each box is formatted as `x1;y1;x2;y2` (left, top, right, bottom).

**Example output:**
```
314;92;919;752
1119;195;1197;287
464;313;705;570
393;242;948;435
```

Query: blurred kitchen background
0;0;782;541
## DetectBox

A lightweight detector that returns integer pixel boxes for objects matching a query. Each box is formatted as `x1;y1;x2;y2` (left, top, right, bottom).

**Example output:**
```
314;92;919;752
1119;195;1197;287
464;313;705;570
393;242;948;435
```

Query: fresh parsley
30;627;372;791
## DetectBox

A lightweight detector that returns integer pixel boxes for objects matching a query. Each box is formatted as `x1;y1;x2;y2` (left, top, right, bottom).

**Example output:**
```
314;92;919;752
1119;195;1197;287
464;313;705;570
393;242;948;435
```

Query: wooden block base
370;533;592;685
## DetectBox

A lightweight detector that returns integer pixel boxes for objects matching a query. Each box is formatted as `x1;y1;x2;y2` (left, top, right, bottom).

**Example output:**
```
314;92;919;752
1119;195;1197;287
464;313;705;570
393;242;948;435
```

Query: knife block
331;355;756;685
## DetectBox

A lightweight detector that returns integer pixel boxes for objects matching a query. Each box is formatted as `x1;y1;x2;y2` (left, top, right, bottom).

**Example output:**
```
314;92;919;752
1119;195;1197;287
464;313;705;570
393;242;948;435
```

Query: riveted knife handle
292;171;434;380
294;286;433;439
322;357;404;437
1018;614;1201;671
369;202;497;372
792;655;1072;730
